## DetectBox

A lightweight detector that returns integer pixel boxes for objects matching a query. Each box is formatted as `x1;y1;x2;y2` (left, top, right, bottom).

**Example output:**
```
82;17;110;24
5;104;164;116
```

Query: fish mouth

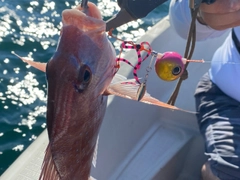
62;2;105;31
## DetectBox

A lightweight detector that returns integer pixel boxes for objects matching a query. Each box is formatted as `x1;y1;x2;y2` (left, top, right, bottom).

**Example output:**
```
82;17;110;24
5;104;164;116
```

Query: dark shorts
195;73;240;180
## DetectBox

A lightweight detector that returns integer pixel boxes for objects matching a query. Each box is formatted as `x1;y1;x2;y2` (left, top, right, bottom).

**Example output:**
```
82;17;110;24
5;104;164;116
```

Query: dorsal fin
39;144;60;180
12;52;47;72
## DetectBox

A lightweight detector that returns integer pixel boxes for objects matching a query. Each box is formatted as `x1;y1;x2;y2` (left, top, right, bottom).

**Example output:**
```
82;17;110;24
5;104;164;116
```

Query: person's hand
198;0;240;30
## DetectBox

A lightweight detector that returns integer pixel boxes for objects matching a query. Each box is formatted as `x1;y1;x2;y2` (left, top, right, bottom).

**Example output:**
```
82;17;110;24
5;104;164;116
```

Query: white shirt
169;0;240;102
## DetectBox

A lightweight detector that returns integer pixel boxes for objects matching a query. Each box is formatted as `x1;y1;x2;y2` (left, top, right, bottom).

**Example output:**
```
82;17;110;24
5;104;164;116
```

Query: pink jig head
155;51;184;81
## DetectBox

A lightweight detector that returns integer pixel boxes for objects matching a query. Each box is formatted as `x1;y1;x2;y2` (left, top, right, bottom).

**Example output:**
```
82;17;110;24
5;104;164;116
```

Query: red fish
15;2;182;180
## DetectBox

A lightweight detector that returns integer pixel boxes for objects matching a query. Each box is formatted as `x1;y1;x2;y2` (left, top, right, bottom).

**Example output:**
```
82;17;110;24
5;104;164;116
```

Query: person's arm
169;0;229;41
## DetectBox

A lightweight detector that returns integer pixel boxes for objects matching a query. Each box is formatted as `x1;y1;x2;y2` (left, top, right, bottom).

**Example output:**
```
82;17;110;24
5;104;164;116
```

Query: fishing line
189;60;240;65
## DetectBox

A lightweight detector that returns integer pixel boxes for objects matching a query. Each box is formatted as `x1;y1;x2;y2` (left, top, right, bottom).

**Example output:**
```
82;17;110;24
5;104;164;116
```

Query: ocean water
0;0;169;175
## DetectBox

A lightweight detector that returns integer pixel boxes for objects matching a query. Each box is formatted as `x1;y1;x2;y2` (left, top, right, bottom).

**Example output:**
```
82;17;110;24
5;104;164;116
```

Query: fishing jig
108;29;204;100
116;41;152;84
155;51;204;81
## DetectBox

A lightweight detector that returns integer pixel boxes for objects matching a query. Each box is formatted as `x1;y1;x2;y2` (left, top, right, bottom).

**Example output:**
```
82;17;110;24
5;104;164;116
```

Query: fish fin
110;74;127;84
89;176;97;180
106;74;180;111
12;52;47;72
39;143;60;180
92;135;99;168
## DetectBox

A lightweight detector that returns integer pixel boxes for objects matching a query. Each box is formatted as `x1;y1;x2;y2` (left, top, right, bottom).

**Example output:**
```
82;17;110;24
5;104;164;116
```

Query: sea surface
0;0;169;175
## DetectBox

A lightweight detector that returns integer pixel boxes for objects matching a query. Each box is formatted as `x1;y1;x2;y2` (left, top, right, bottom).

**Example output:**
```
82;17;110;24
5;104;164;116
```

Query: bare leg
201;162;220;180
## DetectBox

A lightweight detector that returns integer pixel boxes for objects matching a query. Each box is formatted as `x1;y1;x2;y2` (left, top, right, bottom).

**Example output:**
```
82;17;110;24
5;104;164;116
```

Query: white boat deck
0;16;229;180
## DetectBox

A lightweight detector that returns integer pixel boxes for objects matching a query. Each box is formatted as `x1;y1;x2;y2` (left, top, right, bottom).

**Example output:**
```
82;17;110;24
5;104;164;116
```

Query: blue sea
0;0;169;175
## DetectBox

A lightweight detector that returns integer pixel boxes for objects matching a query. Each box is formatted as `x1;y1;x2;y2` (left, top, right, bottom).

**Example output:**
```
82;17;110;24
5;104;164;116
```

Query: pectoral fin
12;52;47;72
92;135;99;168
106;74;181;111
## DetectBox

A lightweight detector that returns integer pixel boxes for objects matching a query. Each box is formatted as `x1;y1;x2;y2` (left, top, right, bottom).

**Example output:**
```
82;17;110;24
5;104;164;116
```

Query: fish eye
172;66;182;76
74;64;92;92
79;65;92;83
83;69;91;83
75;64;92;93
